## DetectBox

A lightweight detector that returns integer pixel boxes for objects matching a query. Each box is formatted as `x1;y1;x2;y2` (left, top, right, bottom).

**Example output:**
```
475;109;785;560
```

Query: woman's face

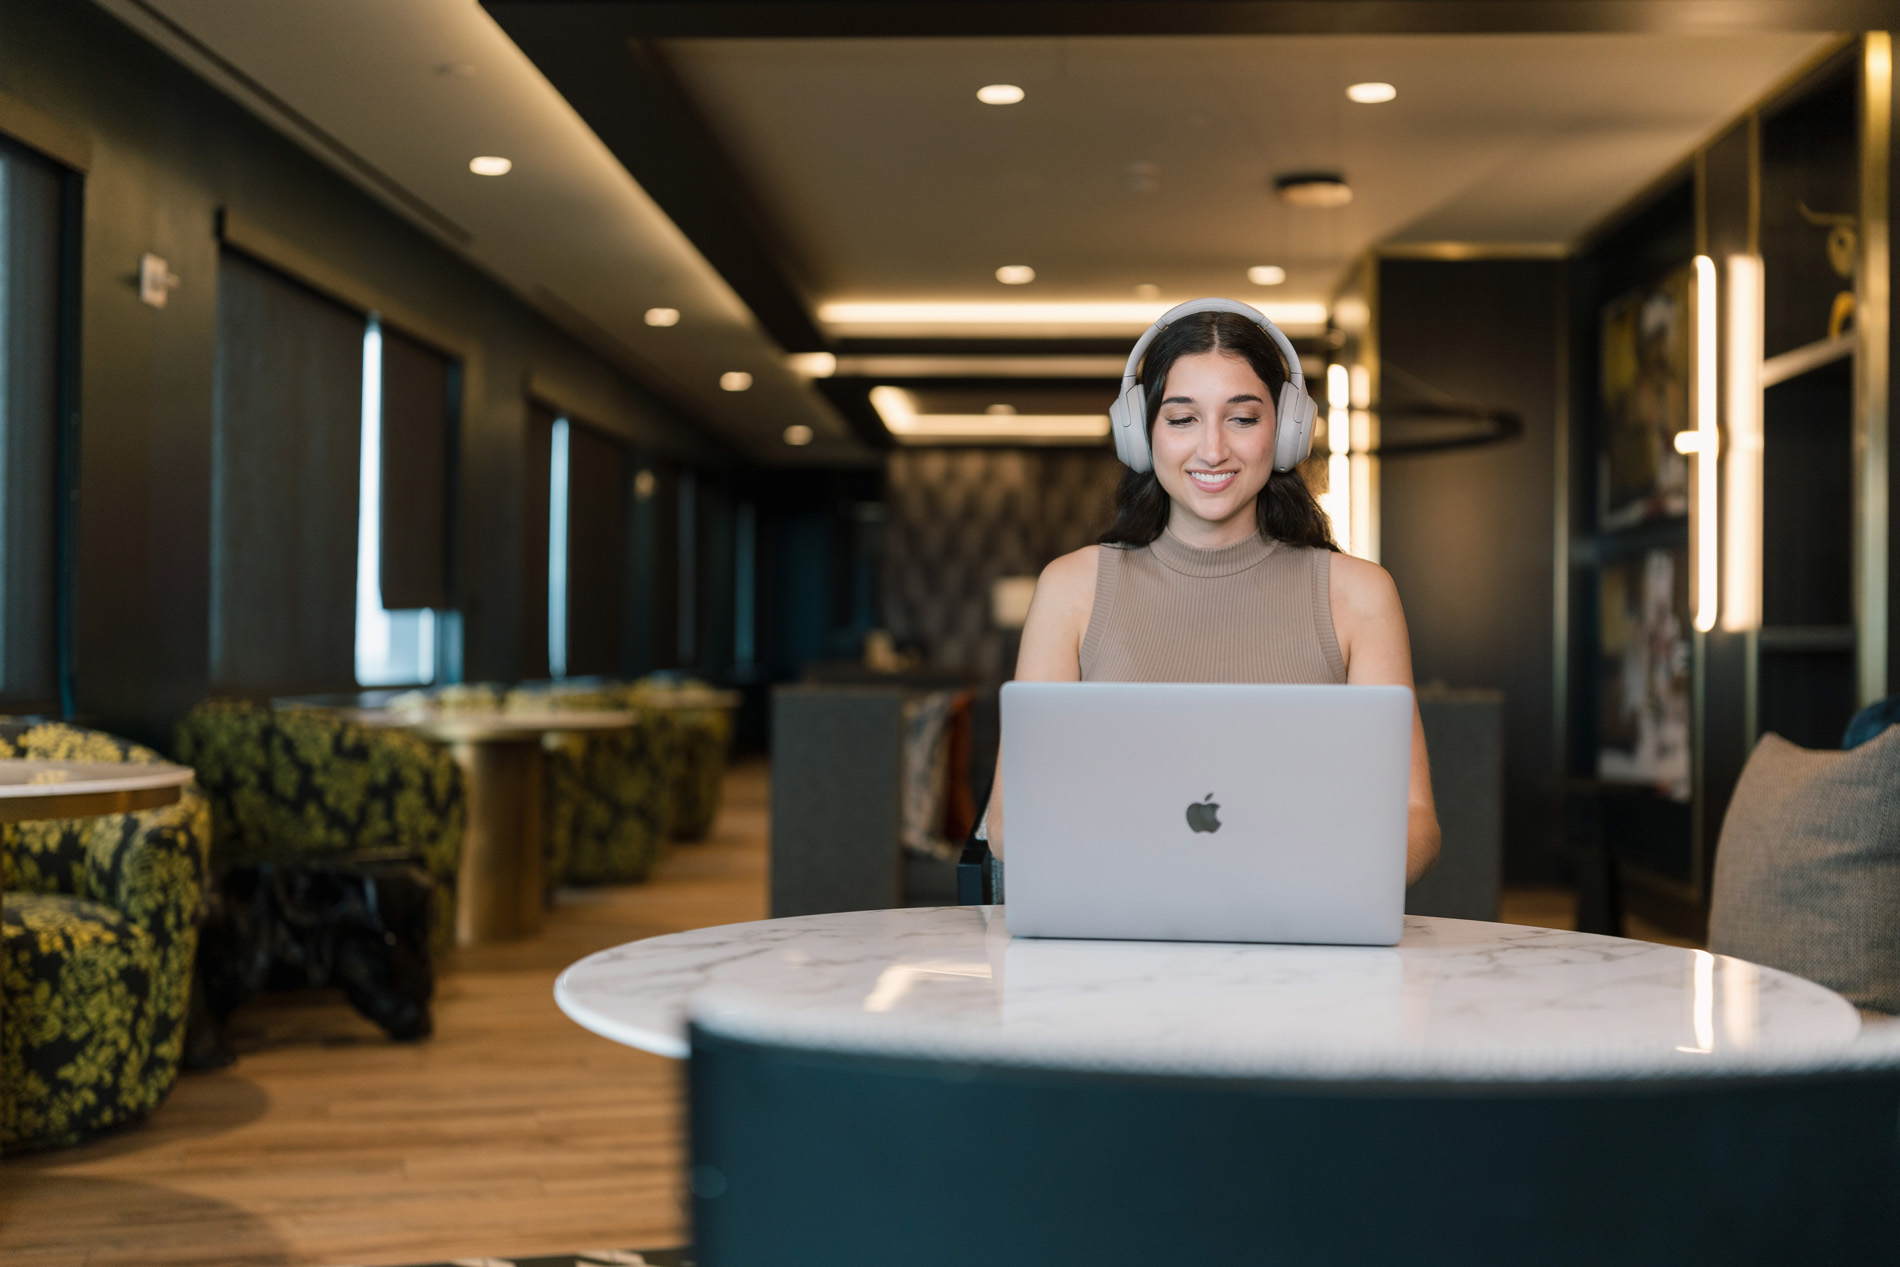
1149;350;1278;539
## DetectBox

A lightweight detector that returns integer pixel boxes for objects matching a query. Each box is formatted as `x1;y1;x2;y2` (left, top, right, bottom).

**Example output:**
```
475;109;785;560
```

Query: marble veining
555;908;1891;1081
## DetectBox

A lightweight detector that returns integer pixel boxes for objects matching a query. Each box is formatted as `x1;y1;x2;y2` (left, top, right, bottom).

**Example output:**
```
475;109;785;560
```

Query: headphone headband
1117;297;1307;400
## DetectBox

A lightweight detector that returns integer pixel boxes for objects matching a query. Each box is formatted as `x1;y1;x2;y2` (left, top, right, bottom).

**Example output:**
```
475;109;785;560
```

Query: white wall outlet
138;253;179;308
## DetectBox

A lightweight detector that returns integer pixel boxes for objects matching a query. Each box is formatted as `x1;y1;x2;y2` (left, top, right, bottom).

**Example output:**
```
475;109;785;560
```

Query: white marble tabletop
0;759;194;798
555;906;1900;1082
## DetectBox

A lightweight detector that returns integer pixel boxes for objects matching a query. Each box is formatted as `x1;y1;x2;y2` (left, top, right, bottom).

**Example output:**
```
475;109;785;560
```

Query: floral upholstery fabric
173;700;465;955
0;720;210;1152
509;688;678;887
631;679;736;843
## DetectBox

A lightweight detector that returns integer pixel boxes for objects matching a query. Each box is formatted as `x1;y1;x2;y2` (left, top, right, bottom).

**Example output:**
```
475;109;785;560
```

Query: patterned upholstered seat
1;720;210;1152
173;700;465;955
632;679;736;842
510;688;678;887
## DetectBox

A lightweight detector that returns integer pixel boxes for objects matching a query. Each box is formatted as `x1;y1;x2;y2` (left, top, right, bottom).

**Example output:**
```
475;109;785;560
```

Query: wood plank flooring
0;758;770;1267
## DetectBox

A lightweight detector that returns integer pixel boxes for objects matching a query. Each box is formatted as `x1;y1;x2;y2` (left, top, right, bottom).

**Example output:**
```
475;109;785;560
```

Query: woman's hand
1330;553;1442;886
984;546;1099;857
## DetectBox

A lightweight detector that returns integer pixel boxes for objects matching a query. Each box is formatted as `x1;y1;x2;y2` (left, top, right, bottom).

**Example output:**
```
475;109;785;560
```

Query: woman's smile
1187;469;1239;493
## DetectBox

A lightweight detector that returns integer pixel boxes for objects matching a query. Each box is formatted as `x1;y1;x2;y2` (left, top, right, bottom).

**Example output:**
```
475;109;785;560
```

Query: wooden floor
2;758;1686;1267
0;759;771;1267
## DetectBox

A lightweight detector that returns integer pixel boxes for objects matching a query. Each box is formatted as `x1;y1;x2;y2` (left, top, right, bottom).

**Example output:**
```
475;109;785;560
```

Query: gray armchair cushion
1709;728;1900;1012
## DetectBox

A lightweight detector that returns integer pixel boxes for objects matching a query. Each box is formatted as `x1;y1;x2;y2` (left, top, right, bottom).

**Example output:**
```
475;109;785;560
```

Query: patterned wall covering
884;448;1125;681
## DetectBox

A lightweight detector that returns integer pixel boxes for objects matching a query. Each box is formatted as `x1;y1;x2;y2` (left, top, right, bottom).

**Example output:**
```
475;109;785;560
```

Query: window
547;415;570;678
355;317;437;686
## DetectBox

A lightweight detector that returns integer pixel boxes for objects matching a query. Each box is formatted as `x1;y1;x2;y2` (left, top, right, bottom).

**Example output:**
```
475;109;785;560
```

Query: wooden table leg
450;738;547;945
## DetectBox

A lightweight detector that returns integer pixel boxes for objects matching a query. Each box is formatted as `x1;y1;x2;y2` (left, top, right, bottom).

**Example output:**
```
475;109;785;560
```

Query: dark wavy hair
1099;310;1337;551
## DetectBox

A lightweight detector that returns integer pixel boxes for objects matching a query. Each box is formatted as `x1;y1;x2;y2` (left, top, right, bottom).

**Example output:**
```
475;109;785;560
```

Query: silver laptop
1000;681;1413;946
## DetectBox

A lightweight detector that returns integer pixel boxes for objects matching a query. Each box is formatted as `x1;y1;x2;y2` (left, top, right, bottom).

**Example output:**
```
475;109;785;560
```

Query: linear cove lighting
1346;82;1397;104
821;300;1330;330
870;385;1109;444
977;84;1025;105
469;155;512;176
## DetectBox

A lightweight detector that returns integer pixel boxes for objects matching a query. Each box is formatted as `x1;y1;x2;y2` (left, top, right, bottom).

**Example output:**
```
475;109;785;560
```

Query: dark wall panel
564;422;627;678
210;252;362;694
520;403;555;680
1378;259;1563;882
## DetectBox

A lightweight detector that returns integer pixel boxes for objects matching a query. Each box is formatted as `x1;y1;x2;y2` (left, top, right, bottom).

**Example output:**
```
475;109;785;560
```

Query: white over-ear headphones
1108;297;1318;474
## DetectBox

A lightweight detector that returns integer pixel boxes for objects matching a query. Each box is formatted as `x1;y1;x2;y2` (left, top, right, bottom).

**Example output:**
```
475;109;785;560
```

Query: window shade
379;327;453;610
521;402;555;677
0;139;62;704
212;251;363;693
563;422;627;678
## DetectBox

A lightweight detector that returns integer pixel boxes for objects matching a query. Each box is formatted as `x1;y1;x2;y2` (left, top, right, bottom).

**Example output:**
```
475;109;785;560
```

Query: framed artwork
1597;547;1692;802
1599;266;1693;530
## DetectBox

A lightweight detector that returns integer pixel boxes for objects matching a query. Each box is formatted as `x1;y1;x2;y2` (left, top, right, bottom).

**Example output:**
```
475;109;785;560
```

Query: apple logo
1185;793;1222;834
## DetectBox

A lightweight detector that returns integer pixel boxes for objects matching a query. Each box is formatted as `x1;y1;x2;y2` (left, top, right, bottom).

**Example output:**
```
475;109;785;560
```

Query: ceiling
95;1;1842;457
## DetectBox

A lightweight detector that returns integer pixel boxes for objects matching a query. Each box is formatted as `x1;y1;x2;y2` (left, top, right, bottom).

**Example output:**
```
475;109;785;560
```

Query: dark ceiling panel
485;5;827;351
488;2;1900;39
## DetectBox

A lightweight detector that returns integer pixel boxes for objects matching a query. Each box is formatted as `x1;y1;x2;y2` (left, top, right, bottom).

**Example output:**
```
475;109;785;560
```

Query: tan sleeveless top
1079;532;1347;684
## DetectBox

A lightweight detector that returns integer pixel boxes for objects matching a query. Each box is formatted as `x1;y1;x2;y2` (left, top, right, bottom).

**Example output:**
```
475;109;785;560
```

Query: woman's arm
983;545;1099;858
1330;553;1441;885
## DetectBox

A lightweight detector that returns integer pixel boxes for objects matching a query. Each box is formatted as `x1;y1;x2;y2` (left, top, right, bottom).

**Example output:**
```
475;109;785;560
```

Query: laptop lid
1000;681;1413;946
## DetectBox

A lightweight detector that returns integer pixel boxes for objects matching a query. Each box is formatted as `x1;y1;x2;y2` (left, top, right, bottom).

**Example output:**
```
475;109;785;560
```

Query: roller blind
0;138;62;704
379;327;454;611
212;251;364;692
563;422;627;678
521;402;555;677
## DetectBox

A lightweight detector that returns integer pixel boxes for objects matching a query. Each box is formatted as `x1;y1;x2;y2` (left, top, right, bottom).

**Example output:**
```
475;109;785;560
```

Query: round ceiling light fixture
468;155;513;176
977;83;1025;105
1346;81;1397;104
783;424;814;446
1274;172;1352;209
995;264;1036;285
720;371;754;392
1247;265;1287;286
644;307;680;327
985;403;1018;416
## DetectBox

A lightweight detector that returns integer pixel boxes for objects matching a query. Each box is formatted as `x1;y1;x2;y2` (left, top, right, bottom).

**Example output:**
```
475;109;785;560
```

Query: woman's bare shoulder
1327;550;1400;616
1040;543;1102;592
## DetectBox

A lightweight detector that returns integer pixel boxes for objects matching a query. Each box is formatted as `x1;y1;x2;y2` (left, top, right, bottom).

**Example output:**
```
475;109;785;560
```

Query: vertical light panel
1858;31;1892;703
1722;254;1764;633
548;416;570;679
1323;363;1352;554
354;319;389;684
1674;255;1720;632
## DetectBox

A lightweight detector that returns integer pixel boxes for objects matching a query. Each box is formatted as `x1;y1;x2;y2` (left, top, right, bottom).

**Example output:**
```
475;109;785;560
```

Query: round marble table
557;905;1879;1079
359;709;635;944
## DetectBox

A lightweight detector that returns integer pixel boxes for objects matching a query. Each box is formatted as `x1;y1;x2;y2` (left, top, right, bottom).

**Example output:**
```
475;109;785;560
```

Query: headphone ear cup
1110;383;1152;472
1274;383;1316;471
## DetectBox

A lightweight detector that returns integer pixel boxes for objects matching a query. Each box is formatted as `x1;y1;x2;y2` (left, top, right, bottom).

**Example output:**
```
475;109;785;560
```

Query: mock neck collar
1149;528;1279;578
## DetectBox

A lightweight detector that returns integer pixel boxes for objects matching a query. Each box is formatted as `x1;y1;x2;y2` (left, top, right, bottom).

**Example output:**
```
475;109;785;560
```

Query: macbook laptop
999;681;1413;946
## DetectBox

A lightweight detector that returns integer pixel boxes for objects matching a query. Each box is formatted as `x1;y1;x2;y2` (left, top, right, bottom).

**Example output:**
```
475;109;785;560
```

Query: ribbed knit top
1079;531;1347;684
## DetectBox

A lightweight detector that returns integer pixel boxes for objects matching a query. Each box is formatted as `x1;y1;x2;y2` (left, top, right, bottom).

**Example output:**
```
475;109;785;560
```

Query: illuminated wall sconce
1721;254;1764;633
1671;255;1720;633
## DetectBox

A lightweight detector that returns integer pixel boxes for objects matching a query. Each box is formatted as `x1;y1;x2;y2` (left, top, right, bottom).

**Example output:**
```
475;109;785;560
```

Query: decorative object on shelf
1597;548;1693;802
1797;201;1858;338
1600;265;1693;529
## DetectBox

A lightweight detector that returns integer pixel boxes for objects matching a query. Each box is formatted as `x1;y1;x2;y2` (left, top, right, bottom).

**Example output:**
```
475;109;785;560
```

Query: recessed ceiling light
986;403;1018;416
644;307;680;327
1346;82;1397;104
995;265;1036;285
1275;172;1352;209
720;371;753;392
1134;283;1160;299
783;424;814;446
787;351;837;378
977;84;1025;105
1247;265;1287;286
469;155;512;176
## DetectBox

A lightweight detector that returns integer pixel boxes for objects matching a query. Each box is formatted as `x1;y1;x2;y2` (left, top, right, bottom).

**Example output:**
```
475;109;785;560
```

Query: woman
988;305;1441;885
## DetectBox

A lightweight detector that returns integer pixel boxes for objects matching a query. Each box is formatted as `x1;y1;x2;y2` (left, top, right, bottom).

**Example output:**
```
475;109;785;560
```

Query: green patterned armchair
173;700;464;955
633;680;737;842
1;721;210;1152
508;688;678;887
